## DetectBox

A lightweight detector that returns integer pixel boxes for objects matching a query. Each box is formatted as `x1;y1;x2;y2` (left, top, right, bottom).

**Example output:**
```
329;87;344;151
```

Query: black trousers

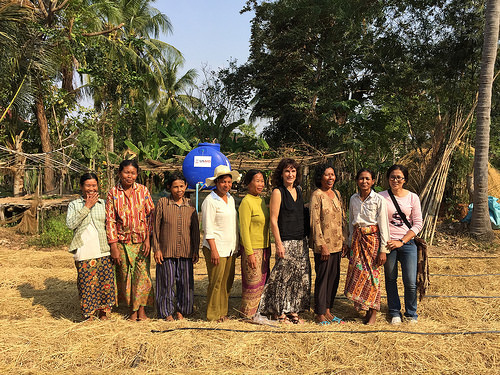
314;252;341;315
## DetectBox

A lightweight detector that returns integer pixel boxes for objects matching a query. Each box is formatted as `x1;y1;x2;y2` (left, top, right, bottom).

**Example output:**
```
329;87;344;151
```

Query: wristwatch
399;239;406;245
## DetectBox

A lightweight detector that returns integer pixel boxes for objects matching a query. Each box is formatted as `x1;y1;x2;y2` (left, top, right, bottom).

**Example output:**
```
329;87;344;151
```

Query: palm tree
154;53;198;123
470;0;500;240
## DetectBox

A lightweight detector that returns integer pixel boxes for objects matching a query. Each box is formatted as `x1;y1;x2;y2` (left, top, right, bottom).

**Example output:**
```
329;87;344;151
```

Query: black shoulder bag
387;190;429;301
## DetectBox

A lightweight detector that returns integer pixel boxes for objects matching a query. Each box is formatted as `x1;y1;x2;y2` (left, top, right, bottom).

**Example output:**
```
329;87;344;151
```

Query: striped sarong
156;257;194;318
344;225;381;311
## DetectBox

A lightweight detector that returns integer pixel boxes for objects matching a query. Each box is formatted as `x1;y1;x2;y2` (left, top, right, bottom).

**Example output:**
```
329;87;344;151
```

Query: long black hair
313;163;337;188
272;158;301;187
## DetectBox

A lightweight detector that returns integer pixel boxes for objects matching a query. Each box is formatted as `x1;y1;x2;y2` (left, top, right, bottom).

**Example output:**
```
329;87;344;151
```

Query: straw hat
205;165;241;186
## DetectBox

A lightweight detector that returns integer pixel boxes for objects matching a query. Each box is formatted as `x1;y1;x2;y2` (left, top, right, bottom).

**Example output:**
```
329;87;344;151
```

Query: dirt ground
0;225;499;374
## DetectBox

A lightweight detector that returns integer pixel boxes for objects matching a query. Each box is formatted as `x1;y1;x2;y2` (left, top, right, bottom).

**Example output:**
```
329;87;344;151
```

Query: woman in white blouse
344;169;389;325
201;165;240;322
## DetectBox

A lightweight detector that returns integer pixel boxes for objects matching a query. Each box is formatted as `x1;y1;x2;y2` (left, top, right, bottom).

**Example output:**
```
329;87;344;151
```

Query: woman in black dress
257;158;311;324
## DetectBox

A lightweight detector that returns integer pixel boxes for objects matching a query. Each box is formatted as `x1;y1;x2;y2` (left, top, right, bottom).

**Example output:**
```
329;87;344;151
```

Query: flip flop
317;320;331;325
330;316;346;324
277;315;292;324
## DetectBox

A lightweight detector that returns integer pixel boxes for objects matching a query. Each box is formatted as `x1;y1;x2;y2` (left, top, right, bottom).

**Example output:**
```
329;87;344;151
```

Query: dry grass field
0;226;499;374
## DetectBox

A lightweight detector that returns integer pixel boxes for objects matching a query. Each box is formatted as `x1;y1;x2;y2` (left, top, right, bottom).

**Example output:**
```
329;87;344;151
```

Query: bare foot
128;310;138;321
175;312;184;320
164;315;174;321
137;306;148;321
82;316;94;323
316;314;328;323
325;309;334;321
98;310;109;320
365;309;377;325
216;316;228;323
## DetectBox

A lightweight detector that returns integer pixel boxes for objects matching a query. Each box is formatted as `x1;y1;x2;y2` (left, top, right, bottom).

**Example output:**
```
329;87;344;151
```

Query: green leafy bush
31;214;73;248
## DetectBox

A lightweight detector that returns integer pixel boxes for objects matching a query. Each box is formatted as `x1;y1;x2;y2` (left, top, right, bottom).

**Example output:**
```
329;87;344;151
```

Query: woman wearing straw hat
257;158;311;324
201;165;240;322
379;164;423;325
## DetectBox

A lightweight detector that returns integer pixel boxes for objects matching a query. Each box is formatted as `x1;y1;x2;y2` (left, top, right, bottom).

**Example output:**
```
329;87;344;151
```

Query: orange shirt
106;182;155;244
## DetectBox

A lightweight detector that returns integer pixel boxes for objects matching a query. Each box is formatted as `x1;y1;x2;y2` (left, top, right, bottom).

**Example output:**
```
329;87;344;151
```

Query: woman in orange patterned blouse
106;159;155;321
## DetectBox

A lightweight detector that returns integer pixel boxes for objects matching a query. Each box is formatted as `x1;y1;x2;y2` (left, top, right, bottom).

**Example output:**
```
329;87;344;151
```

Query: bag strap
388;190;412;230
333;189;344;218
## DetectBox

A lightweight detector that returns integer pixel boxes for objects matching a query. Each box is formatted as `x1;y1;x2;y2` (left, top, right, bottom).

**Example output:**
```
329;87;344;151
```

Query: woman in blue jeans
379;165;423;324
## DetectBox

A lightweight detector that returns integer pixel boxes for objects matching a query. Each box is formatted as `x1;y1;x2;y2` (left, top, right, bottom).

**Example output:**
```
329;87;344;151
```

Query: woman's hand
387;240;404;251
154;250;163;264
276;243;285;259
376;252;387;267
110;243;121;265
192;252;199;264
247;253;257;269
142;237;151;257
84;192;99;209
341;244;350;258
211;248;220;265
320;245;330;261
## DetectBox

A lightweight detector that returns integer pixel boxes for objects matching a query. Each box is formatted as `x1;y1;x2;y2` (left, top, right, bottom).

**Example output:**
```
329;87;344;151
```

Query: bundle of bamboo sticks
419;101;477;244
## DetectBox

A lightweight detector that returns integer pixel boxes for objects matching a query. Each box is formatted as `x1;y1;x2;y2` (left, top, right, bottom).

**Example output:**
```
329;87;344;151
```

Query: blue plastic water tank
182;143;231;189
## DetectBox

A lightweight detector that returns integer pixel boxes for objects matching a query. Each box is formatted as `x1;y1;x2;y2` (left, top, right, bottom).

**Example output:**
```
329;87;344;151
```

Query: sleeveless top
276;185;305;241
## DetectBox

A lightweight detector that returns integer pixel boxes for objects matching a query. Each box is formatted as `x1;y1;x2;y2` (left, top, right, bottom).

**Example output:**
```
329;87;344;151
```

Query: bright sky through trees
157;1;253;78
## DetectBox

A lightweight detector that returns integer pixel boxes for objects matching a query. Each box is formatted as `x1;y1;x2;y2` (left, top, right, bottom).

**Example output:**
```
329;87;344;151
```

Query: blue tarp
462;196;500;229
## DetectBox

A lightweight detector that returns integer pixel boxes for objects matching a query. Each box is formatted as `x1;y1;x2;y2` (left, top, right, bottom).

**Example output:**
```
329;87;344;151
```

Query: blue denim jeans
384;239;418;318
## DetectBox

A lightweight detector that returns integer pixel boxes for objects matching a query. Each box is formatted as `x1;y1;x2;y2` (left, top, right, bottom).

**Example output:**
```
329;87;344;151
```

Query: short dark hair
243;169;265;186
272;158;301;187
166;171;187;190
118;159;139;173
80;172;98;186
313;163;337;188
355;168;375;180
386;164;409;181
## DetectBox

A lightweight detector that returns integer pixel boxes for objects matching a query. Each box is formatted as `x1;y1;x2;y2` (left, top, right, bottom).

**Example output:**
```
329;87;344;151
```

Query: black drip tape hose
151;327;500;336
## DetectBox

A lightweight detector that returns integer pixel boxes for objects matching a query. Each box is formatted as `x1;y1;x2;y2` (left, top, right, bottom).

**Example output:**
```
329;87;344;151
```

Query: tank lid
197;142;221;151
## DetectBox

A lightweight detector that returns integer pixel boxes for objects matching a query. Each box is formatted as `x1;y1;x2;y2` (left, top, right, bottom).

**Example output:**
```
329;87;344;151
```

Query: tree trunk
35;94;55;193
13;131;25;196
470;0;500;240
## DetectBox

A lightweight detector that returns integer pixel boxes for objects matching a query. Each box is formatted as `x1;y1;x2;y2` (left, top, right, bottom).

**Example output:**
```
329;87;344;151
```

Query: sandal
317;320;331;325
330;316;346;324
277;314;291;324
287;313;304;325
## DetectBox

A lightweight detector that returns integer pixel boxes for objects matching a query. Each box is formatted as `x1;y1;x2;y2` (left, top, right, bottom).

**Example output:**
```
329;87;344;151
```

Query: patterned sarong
240;247;271;318
75;256;115;318
115;242;154;311
344;225;381;311
258;239;311;316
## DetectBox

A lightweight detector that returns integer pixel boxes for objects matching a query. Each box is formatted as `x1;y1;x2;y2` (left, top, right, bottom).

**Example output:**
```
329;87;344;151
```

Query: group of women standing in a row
67;158;422;325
